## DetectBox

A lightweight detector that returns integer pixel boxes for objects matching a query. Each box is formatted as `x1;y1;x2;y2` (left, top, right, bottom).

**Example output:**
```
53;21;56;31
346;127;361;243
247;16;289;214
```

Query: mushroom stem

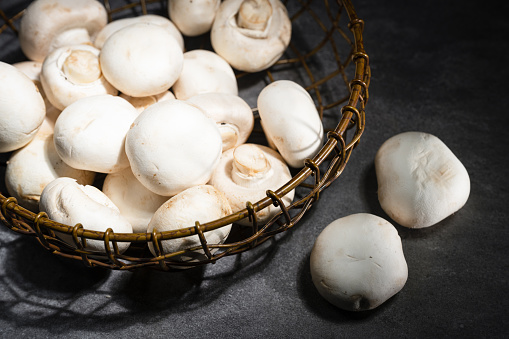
231;144;272;187
217;122;240;151
62;49;101;84
236;0;273;31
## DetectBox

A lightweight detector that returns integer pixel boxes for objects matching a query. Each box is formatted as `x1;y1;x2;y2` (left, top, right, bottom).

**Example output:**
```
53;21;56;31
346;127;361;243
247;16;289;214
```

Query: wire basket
0;0;369;271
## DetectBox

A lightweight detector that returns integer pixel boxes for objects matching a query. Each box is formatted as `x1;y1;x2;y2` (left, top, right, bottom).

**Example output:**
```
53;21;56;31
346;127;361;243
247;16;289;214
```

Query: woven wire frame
0;0;370;271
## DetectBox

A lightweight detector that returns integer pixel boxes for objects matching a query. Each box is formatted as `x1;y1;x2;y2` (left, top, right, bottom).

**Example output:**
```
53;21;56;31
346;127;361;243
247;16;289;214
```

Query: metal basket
0;0;369;271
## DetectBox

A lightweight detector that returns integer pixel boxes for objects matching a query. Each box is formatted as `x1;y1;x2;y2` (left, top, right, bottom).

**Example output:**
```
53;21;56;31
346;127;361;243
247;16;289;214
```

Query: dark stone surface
1;0;508;338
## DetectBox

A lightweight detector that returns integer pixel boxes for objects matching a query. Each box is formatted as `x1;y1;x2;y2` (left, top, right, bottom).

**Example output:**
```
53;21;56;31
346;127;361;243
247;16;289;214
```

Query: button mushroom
168;0;221;37
19;0;108;62
40;44;118;111
125;100;223;196
186;92;254;152
375;131;470;228
102;167;169;234
257;80;324;168
172;49;238;100
310;213;408;311
0;61;46;153
209;143;294;226
211;0;292;72
147;185;232;264
53;95;139;173
93;14;184;51
99;23;184;97
120;91;176;114
5;128;95;212
39;177;133;253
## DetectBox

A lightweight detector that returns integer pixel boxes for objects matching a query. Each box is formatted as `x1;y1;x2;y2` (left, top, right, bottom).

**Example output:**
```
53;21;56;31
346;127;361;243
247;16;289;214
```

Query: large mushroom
209;143;294;226
100;23;184;97
186;92;254;152
257;80;324;168
211;0;292;72
19;0;108;62
147;185;232;264
168;0;221;37
0;61;46;153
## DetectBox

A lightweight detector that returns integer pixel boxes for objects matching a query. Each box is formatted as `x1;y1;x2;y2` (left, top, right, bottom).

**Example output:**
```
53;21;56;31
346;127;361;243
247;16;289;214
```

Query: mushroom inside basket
0;0;369;271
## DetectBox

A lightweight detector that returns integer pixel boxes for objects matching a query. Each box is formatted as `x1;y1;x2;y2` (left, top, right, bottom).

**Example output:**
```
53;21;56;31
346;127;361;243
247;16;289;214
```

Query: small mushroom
211;0;292;72
209;143;294;226
168;0;221;37
102;167;169;233
0;61;46;153
257;80;324;167
39;177;133;253
310;213;408;311
19;0;108;62
375;131;470;228
172;49;238;100
100;23;184;97
5;129;95;212
13;61;61;127
93;14;184;51
186;92;254;151
147;185;232;264
120;91;175;114
40;44;118;110
126;100;223;196
53;95;139;173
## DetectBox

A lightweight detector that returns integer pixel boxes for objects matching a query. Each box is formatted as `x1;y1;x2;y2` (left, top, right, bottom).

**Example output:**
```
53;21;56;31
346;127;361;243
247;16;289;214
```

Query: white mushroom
102;167;169;233
0;61;45;153
375;131;470;228
13;61;61;127
257;80;324;168
120;91;175;114
186;92;254;151
39;177;133;253
211;0;292;72
147;185;232;263
100;23;184;97
19;0;107;62
126;100;223;196
5;129;95;212
310;213;408;312
168;0;221;37
40;44;118;110
53;95;139;173
209;143;294;226
172;49;238;100
93;14;184;51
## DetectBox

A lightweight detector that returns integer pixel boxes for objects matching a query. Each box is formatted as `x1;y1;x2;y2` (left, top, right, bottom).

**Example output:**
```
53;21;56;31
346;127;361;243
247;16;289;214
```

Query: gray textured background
1;0;508;338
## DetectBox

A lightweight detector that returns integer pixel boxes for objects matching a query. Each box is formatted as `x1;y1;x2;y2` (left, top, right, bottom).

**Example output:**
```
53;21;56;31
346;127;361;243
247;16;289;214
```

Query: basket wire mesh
0;0;370;271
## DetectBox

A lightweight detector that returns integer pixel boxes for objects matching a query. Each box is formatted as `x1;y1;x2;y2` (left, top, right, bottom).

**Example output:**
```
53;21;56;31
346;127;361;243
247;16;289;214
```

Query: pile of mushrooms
1;0;321;259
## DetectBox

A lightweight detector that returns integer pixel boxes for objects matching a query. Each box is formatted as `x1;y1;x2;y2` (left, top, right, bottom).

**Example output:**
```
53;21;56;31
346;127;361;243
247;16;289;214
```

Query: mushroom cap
375;131;471;228
211;0;291;72
39;177;133;253
100;23;184;97
172;49;238;100
19;0;107;62
0;61;46;153
5;131;95;212
147;185;232;262
186;92;254;151
257;80;324;167
169;0;221;37
209;144;294;226
310;213;408;311
103;167;169;233
120;90;176;114
93;14;184;51
40;44;118;111
125;100;223;196
54;95;139;173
